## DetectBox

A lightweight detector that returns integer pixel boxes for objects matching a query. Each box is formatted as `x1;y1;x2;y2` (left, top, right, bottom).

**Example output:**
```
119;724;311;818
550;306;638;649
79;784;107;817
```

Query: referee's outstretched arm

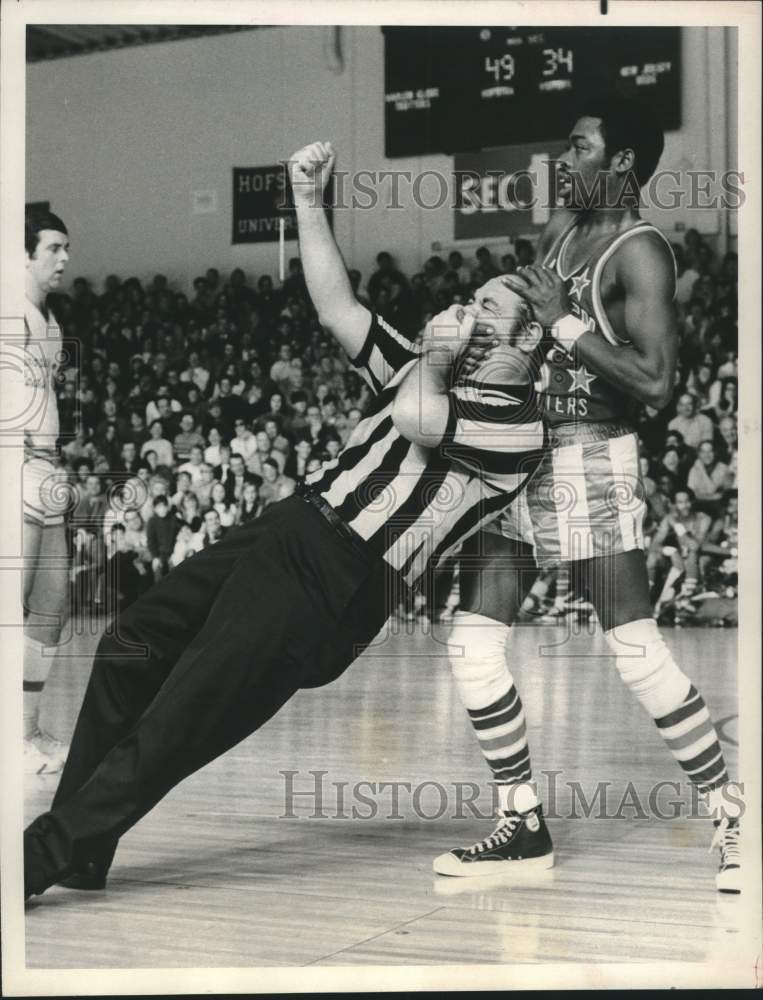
289;141;372;361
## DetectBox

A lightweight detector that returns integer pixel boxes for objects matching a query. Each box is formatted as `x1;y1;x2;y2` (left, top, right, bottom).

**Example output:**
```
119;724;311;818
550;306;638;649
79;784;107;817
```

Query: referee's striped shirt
307;313;546;588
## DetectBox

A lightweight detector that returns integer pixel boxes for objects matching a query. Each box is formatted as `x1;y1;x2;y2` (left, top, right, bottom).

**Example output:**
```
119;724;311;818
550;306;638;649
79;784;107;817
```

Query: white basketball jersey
23;298;62;454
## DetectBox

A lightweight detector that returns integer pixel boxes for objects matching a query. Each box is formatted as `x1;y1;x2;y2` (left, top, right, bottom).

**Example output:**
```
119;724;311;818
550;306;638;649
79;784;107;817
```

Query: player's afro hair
577;97;666;187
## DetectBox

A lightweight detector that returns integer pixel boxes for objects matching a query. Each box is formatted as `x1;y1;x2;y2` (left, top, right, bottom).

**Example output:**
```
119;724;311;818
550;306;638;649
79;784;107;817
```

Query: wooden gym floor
24;615;745;975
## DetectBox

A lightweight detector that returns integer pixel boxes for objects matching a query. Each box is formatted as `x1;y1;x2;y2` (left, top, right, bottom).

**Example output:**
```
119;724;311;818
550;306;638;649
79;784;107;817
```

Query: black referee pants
25;497;396;896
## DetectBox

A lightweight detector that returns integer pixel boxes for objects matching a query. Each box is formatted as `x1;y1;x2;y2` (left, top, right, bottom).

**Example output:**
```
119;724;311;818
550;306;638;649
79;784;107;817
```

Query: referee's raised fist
288;142;336;197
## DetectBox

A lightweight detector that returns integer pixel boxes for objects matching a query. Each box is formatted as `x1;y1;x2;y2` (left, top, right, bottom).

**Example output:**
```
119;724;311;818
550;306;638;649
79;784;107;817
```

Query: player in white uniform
23;210;71;773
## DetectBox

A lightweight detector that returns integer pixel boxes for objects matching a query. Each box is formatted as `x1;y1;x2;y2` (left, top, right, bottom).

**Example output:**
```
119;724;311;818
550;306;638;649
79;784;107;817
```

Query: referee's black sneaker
57;861;108;891
433;804;554;877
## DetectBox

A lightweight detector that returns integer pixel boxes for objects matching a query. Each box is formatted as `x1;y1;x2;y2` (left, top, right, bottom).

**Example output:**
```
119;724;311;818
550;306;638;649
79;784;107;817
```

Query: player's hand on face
421;304;485;362
459;312;500;375
501;265;570;329
288;141;336;203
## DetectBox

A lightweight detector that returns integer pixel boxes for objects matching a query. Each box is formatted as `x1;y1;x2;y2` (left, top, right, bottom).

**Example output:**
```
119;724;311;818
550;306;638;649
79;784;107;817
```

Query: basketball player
433;99;742;893
22;210;71;774
23;142;545;899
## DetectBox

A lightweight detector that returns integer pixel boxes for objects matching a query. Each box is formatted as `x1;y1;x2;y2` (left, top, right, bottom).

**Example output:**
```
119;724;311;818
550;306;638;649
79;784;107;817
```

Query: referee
24;142;545;899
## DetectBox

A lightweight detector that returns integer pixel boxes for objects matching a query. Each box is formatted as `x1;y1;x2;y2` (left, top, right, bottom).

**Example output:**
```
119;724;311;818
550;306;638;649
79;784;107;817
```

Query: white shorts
23;457;67;527
485;423;647;569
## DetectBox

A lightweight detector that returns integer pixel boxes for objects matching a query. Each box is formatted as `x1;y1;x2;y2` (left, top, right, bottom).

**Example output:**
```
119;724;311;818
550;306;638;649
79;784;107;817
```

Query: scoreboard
384;27;681;157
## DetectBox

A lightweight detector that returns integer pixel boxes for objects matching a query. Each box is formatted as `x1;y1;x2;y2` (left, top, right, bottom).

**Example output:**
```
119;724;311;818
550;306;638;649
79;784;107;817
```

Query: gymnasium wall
26;25;738;288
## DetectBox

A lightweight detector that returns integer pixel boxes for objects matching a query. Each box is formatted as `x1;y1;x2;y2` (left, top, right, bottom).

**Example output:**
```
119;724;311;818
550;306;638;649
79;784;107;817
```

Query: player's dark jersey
535;217;676;427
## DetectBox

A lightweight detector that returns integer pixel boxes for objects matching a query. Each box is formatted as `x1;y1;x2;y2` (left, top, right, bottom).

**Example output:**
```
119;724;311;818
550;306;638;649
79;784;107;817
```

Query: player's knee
604;617;691;718
447;611;514;709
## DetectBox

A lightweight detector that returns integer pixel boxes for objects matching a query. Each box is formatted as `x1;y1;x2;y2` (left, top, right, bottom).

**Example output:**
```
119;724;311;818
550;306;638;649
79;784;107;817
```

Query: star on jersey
569;268;592;301
566;364;597;394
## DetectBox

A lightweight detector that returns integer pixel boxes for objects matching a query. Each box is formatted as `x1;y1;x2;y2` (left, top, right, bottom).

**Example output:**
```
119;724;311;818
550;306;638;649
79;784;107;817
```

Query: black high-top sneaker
57;862;108;891
711;816;741;893
433;804;554;877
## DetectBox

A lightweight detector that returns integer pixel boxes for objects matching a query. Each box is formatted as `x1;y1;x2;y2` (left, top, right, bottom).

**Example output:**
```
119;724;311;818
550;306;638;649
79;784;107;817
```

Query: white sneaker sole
433;850;554;877
716;870;742;894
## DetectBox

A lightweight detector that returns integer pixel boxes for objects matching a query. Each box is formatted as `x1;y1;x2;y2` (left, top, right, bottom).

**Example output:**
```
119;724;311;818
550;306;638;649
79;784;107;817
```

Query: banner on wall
232;166;333;244
453;142;558;241
232;165;296;244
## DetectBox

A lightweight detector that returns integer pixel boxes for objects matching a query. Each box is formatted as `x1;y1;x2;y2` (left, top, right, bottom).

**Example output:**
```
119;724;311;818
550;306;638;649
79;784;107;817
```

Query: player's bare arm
290;141;372;359
504;231;677;409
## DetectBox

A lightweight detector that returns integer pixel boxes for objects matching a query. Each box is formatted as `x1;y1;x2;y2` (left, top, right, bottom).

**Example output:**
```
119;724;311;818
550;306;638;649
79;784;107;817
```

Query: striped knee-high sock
654;684;729;792
466;685;536;813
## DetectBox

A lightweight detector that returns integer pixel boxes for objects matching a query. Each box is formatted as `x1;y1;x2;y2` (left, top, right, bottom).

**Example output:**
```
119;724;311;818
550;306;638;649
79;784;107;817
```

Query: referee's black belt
297;486;369;556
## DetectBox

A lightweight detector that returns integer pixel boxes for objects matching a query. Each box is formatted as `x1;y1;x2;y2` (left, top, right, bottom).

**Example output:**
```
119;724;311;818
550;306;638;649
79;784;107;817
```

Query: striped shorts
486;422;646;568
24;456;66;527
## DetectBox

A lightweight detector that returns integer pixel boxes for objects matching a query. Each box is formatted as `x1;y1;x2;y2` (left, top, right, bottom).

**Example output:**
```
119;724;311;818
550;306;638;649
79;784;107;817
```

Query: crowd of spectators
48;228;738;623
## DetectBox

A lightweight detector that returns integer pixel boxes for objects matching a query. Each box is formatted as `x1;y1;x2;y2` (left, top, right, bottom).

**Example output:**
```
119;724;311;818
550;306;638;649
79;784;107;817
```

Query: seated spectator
262;417;291;464
122;509;151;563
709;377;738;423
146;391;182;436
645;469;674;529
270;344;302;393
72;473;108;539
103;522;151;612
223;452;260;505
200;507;227;547
258;458;295;507
115;440;141;477
447;250;472;287
213;376;247;435
230;418;258;462
96;424;122;470
322;433;342;465
139;474;170;525
367;250;406;304
179;350;211;394
236;480;266;525
176;444;205;486
514;238;535;268
288;391;310;436
140;420;174;468
303;402;328;452
247;430;285;478
61;428;89;466
194;463;215;510
95;397;129;445
687;440;731;516
140;448;174;489
685;362;717;413
715;414;738;481
647;487;712;616
173;412;205;463
145;494;179;583
657;447;688;490
662;429;694;480
500;253;517;275
171;470;194;508
169;523;203;568
716;347;738;380
700;490;738;596
203;425;225;467
284;437;314;483
212;442;233;489
175;492;203;533
208;481;237;527
474;245;499;279
668;393;715;451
